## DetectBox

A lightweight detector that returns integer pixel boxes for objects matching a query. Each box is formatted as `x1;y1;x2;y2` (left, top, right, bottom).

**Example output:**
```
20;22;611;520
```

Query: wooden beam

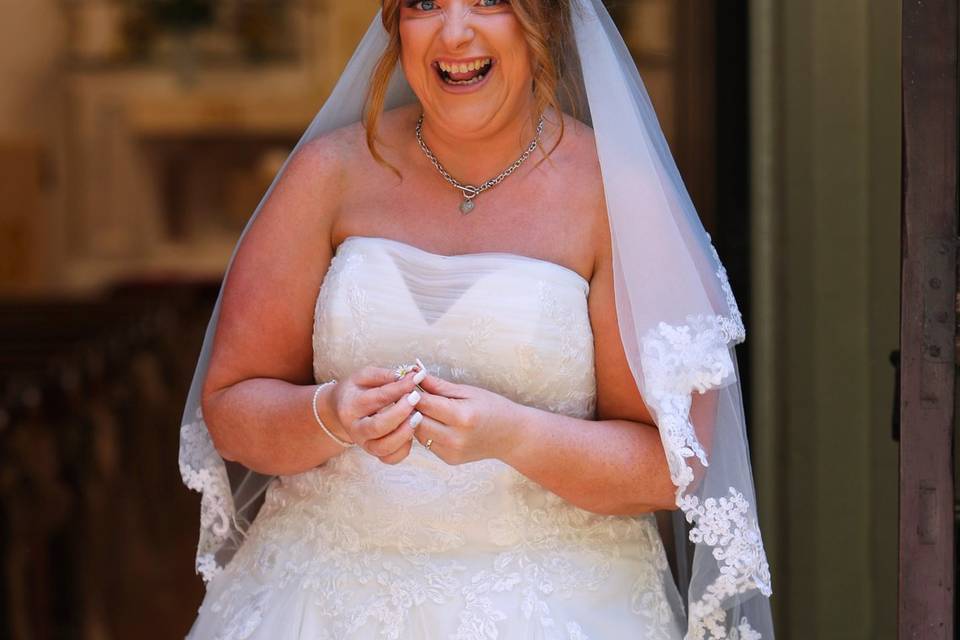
899;1;957;638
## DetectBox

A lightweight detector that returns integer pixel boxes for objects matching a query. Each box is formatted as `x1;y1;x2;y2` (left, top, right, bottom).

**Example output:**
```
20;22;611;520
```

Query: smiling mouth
435;58;494;86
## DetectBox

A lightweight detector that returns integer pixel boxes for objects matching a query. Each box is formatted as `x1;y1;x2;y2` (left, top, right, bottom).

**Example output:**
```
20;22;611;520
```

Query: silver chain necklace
415;113;544;214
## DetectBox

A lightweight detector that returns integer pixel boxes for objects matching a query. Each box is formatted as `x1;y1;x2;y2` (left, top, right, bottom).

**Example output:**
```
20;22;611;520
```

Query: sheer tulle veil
178;1;775;637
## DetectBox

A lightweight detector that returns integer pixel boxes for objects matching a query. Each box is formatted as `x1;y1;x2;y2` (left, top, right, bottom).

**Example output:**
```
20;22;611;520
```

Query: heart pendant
459;199;475;215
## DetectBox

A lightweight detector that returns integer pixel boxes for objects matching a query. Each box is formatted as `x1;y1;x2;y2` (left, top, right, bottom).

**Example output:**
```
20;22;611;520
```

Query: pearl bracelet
312;380;355;448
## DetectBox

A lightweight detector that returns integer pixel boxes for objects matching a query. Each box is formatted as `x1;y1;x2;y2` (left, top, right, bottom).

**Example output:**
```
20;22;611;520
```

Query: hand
412;373;522;465
327;366;422;465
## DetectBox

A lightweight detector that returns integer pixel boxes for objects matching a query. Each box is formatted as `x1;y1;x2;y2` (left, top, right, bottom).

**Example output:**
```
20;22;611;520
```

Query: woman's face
398;0;534;136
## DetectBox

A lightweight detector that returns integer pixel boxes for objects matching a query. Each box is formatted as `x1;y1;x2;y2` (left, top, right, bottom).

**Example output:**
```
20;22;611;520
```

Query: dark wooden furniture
0;283;216;639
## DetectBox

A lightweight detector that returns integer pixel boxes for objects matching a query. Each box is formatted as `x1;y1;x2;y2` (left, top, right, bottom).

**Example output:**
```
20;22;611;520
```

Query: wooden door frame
899;1;957;637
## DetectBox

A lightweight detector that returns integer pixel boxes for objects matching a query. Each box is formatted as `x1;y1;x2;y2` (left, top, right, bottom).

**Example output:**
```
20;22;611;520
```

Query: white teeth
437;58;491;73
437;58;492;85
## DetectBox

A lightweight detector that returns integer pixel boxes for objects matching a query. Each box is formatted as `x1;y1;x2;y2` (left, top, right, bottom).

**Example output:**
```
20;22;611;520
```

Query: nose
439;2;474;49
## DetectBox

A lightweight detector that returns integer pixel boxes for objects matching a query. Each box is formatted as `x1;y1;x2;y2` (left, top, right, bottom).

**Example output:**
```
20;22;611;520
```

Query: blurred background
0;0;906;638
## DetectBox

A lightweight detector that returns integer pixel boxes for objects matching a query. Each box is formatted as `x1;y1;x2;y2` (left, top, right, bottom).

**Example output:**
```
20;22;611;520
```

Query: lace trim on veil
179;408;239;583
639;244;772;639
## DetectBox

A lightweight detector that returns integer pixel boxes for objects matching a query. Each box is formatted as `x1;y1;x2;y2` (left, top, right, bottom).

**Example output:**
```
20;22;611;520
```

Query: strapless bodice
192;236;683;640
311;235;597;419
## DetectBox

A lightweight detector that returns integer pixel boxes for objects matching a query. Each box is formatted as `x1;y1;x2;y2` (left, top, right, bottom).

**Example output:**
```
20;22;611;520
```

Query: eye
409;0;438;10
477;0;505;5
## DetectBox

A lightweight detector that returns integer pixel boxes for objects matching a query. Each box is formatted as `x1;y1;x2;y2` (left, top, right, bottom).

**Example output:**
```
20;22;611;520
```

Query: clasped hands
324;359;521;466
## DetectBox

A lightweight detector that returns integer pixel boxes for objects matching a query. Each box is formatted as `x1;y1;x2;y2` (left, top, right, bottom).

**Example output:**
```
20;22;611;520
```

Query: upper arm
202;135;345;401
587;204;656;426
586;188;719;468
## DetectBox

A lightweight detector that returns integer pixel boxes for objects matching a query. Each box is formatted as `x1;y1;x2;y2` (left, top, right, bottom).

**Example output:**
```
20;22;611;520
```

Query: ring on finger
424;438;433;450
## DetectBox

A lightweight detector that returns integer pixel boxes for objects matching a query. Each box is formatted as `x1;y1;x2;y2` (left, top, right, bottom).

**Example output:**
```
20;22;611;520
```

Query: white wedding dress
186;235;687;640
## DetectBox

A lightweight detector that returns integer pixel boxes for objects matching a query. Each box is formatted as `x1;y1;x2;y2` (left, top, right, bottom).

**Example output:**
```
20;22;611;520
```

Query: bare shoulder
570;112;653;425
201;119;368;395
258;108;419;231
332;103;421;168
559;111;598;150
551;112;610;272
564;114;603;202
287;106;415;177
262;122;353;228
287;119;357;188
555;112;598;160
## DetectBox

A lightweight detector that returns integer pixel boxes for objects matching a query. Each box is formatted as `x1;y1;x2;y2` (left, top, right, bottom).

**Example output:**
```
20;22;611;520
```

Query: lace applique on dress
187;237;687;640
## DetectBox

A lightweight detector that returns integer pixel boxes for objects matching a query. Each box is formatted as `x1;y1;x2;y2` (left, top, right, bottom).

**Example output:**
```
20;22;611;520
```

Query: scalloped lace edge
638;246;772;639
179;408;236;583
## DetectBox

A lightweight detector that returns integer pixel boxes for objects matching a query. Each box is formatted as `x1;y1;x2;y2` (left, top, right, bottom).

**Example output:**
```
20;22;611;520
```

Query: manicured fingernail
413;368;427;385
410;411;422;429
406;390;421;406
416;357;426;370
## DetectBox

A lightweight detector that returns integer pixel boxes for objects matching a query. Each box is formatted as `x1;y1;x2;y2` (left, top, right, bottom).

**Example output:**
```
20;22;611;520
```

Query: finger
414;389;461;425
378;439;413;465
353;366;402;388
366;413;418;458
417;373;467;398
355;375;418;416
358;394;417;440
412;412;450;450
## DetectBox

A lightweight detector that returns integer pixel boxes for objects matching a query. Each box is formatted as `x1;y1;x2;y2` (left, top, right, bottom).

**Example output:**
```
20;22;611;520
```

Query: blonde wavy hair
363;0;580;175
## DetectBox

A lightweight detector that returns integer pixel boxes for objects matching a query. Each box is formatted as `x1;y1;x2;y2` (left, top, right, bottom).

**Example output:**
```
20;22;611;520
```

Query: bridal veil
178;1;775;637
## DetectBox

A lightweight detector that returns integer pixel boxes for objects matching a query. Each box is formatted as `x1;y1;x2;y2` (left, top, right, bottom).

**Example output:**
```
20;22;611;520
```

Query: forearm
203;378;350;475
499;404;678;515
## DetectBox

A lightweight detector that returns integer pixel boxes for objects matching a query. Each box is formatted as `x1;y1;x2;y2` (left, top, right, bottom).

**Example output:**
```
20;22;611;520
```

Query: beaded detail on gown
186;235;686;640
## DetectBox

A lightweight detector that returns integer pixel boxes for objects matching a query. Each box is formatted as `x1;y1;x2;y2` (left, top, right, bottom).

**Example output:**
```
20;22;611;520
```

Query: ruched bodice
187;236;685;640
312;236;597;419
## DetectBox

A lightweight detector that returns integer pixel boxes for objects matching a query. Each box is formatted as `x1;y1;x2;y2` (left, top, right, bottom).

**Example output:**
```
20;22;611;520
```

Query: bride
179;0;775;638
